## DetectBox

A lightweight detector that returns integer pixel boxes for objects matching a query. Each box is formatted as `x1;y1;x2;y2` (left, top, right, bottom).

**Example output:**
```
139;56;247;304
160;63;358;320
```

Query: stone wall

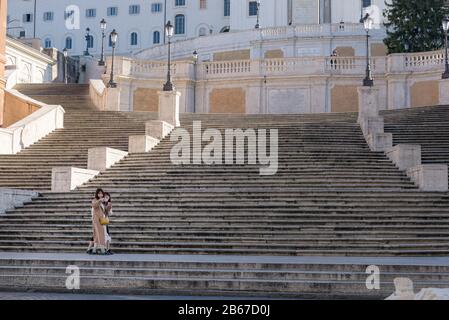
213;50;251;62
0;0;7;127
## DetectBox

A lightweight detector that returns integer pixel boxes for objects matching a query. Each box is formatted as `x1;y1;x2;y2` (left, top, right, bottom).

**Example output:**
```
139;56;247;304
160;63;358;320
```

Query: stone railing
118;49;448;82
0;89;64;154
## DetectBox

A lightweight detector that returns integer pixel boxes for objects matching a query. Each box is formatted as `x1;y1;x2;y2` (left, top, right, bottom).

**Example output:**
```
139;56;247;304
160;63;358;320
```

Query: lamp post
163;20;174;91
362;14;374;87
108;29;118;88
63;48;68;84
255;0;261;29
84;27;90;56
442;16;449;79
192;50;198;113
99;19;107;66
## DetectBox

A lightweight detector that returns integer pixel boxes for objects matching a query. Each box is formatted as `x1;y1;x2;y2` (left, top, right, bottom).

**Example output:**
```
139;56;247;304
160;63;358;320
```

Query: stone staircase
2;85;449;298
0;84;153;190
382;105;449;182
1;105;449;256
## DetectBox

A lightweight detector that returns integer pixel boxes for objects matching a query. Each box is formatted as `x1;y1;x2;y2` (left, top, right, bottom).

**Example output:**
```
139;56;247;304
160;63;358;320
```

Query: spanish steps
1;84;449;298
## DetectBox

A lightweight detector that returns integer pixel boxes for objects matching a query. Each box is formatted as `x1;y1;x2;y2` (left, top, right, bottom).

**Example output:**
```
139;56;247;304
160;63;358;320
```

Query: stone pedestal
105;87;120;111
366;133;393;152
87;147;128;172
145;120;174;140
439;79;449;105
0;0;7;127
51;167;99;192
357;86;380;123
128;135;160;153
360;116;385;137
407;164;448;192
386;144;421;171
158;91;180;127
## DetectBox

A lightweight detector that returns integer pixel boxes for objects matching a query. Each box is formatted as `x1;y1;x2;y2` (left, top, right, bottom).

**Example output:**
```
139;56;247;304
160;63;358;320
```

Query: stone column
0;0;7;127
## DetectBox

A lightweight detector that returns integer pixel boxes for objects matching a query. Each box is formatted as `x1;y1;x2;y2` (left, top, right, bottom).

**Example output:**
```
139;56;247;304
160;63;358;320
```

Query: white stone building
6;0;388;56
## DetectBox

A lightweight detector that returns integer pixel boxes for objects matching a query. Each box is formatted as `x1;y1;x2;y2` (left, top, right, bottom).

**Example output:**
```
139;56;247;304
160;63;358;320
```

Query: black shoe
106;250;114;255
86;248;93;255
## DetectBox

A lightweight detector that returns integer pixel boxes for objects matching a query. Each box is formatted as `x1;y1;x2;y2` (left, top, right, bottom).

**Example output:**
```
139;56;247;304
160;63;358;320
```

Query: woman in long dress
91;188;107;255
103;192;113;255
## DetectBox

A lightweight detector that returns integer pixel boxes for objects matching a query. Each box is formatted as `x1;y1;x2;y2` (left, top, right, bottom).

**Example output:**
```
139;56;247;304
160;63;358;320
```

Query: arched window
65;37;73;49
44;38;52;48
175;14;185;34
153;31;160;44
198;27;207;37
87;35;94;48
130;32;138;46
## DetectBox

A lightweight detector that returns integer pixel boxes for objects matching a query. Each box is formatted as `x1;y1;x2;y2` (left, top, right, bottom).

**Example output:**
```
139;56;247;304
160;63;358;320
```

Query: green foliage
383;0;449;53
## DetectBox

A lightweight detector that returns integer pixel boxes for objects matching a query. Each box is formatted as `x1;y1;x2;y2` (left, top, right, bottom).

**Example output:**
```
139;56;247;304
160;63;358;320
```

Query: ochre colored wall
2;91;40;127
335;47;355;56
331;85;359;112
209;88;246;114
0;0;7;127
133;88;159;112
411;81;439;108
213;50;251;61
264;49;284;59
371;43;388;56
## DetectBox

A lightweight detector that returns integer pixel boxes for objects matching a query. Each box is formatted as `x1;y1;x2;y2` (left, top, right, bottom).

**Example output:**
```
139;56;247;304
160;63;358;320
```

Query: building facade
6;0;388;56
1;0;7;126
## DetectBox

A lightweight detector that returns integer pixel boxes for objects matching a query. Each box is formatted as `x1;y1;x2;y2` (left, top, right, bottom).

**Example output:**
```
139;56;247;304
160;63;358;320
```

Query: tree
383;0;449;53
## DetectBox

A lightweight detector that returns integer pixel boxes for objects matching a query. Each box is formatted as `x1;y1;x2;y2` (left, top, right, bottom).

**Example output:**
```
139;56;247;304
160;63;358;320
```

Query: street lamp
255;0;261;29
442;16;449;79
108;29;118;88
99;19;107;66
192;50;198;113
362;14;374;87
163;20;174;91
84;27;91;56
63;48;68;84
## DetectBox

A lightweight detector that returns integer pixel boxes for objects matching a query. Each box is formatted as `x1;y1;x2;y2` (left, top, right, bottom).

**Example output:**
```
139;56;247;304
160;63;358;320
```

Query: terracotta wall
2;91;40;127
209;88;246;114
213;50;251;61
331;85;359;112
0;0;7;126
410;80;439;108
133;88;159;112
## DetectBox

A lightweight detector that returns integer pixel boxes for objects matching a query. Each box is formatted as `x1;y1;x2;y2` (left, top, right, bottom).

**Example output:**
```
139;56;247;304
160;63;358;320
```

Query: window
362;0;372;7
129;5;140;15
153;31;161;44
87;35;94;48
43;12;54;21
198;27;207;36
175;14;185;34
200;0;207;9
65;10;75;19
151;3;163;12
44;38;52;48
224;0;230;16
86;9;96;18
249;1;258;16
65;37;73;49
175;0;186;6
130;32;138;45
107;7;118;16
23;13;33;23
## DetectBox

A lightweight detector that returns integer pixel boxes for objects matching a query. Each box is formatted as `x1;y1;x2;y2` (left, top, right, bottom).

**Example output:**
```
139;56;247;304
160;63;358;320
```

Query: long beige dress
91;199;106;249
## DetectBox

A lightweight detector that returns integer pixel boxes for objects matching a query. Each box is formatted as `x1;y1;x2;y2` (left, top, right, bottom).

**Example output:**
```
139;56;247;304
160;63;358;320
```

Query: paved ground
0;291;266;300
1;252;449;266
